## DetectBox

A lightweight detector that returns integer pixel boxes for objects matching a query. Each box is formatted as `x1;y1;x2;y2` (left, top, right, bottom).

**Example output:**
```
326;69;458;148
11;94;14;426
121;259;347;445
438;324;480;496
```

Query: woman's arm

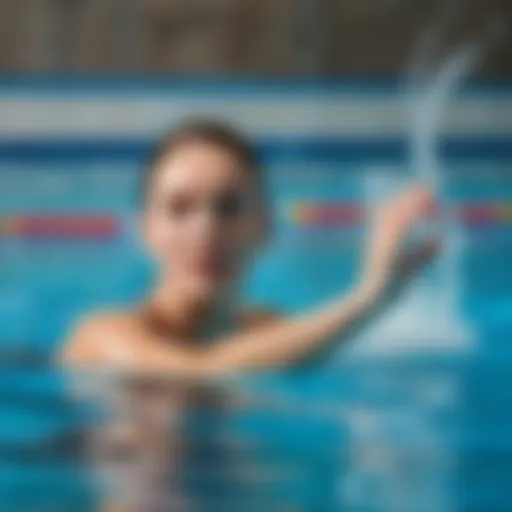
62;185;437;378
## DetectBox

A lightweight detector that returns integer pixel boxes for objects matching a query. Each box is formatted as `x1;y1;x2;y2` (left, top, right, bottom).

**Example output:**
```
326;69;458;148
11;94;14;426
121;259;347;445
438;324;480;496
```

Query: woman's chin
185;278;233;304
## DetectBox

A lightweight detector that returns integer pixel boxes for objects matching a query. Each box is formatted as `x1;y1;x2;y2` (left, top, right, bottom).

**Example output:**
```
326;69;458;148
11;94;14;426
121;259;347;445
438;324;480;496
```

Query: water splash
411;42;482;310
408;8;506;186
409;7;511;309
410;42;482;188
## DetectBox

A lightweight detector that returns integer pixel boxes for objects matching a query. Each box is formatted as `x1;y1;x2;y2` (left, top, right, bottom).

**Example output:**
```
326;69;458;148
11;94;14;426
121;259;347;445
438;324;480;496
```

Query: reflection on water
1;354;512;511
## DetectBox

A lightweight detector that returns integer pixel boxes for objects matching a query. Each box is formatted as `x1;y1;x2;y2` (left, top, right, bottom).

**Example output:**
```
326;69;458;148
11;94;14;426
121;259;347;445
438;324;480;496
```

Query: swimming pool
0;80;511;510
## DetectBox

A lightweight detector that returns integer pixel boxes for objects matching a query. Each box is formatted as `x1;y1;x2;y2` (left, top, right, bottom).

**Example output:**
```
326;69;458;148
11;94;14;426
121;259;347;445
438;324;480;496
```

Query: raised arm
62;185;437;379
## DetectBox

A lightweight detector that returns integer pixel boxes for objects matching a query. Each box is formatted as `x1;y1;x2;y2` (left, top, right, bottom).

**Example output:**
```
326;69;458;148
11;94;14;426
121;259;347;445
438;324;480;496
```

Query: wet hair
142;119;261;204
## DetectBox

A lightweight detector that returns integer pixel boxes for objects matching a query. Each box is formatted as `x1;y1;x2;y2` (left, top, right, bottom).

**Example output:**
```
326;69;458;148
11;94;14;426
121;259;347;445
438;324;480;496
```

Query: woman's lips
193;255;229;280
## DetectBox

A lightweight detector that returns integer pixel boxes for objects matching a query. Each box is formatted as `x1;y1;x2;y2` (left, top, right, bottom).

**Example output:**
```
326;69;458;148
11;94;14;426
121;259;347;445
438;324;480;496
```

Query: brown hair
142;119;260;203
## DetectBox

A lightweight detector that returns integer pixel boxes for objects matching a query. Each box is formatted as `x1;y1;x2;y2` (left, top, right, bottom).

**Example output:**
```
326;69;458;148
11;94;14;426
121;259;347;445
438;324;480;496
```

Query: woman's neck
147;282;238;341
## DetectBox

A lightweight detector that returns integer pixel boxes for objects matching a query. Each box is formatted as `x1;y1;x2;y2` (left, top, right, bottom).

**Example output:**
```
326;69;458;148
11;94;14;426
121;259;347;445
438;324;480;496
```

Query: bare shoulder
242;306;283;329
59;308;142;367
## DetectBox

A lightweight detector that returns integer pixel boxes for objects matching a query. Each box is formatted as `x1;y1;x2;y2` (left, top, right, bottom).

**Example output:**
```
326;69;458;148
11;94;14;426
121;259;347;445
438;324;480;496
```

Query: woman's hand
360;184;439;300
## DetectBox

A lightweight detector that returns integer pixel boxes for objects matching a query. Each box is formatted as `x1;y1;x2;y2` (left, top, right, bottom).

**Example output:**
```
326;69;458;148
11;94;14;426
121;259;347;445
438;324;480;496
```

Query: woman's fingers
395;237;440;280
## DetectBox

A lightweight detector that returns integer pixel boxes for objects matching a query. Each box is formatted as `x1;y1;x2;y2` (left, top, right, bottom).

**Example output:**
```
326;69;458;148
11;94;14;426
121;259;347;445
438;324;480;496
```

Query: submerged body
61;120;438;511
65;307;280;511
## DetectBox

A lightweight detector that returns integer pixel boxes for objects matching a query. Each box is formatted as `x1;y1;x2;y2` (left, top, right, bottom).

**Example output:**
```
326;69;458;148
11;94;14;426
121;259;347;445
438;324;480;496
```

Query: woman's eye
166;196;193;218
215;193;244;219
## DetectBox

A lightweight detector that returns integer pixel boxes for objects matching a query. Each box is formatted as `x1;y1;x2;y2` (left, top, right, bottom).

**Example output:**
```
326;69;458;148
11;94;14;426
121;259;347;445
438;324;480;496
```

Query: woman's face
142;140;265;302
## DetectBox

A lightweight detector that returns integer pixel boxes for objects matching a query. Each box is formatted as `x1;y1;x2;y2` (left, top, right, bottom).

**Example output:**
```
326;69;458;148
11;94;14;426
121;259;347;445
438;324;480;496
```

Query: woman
61;120;438;510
